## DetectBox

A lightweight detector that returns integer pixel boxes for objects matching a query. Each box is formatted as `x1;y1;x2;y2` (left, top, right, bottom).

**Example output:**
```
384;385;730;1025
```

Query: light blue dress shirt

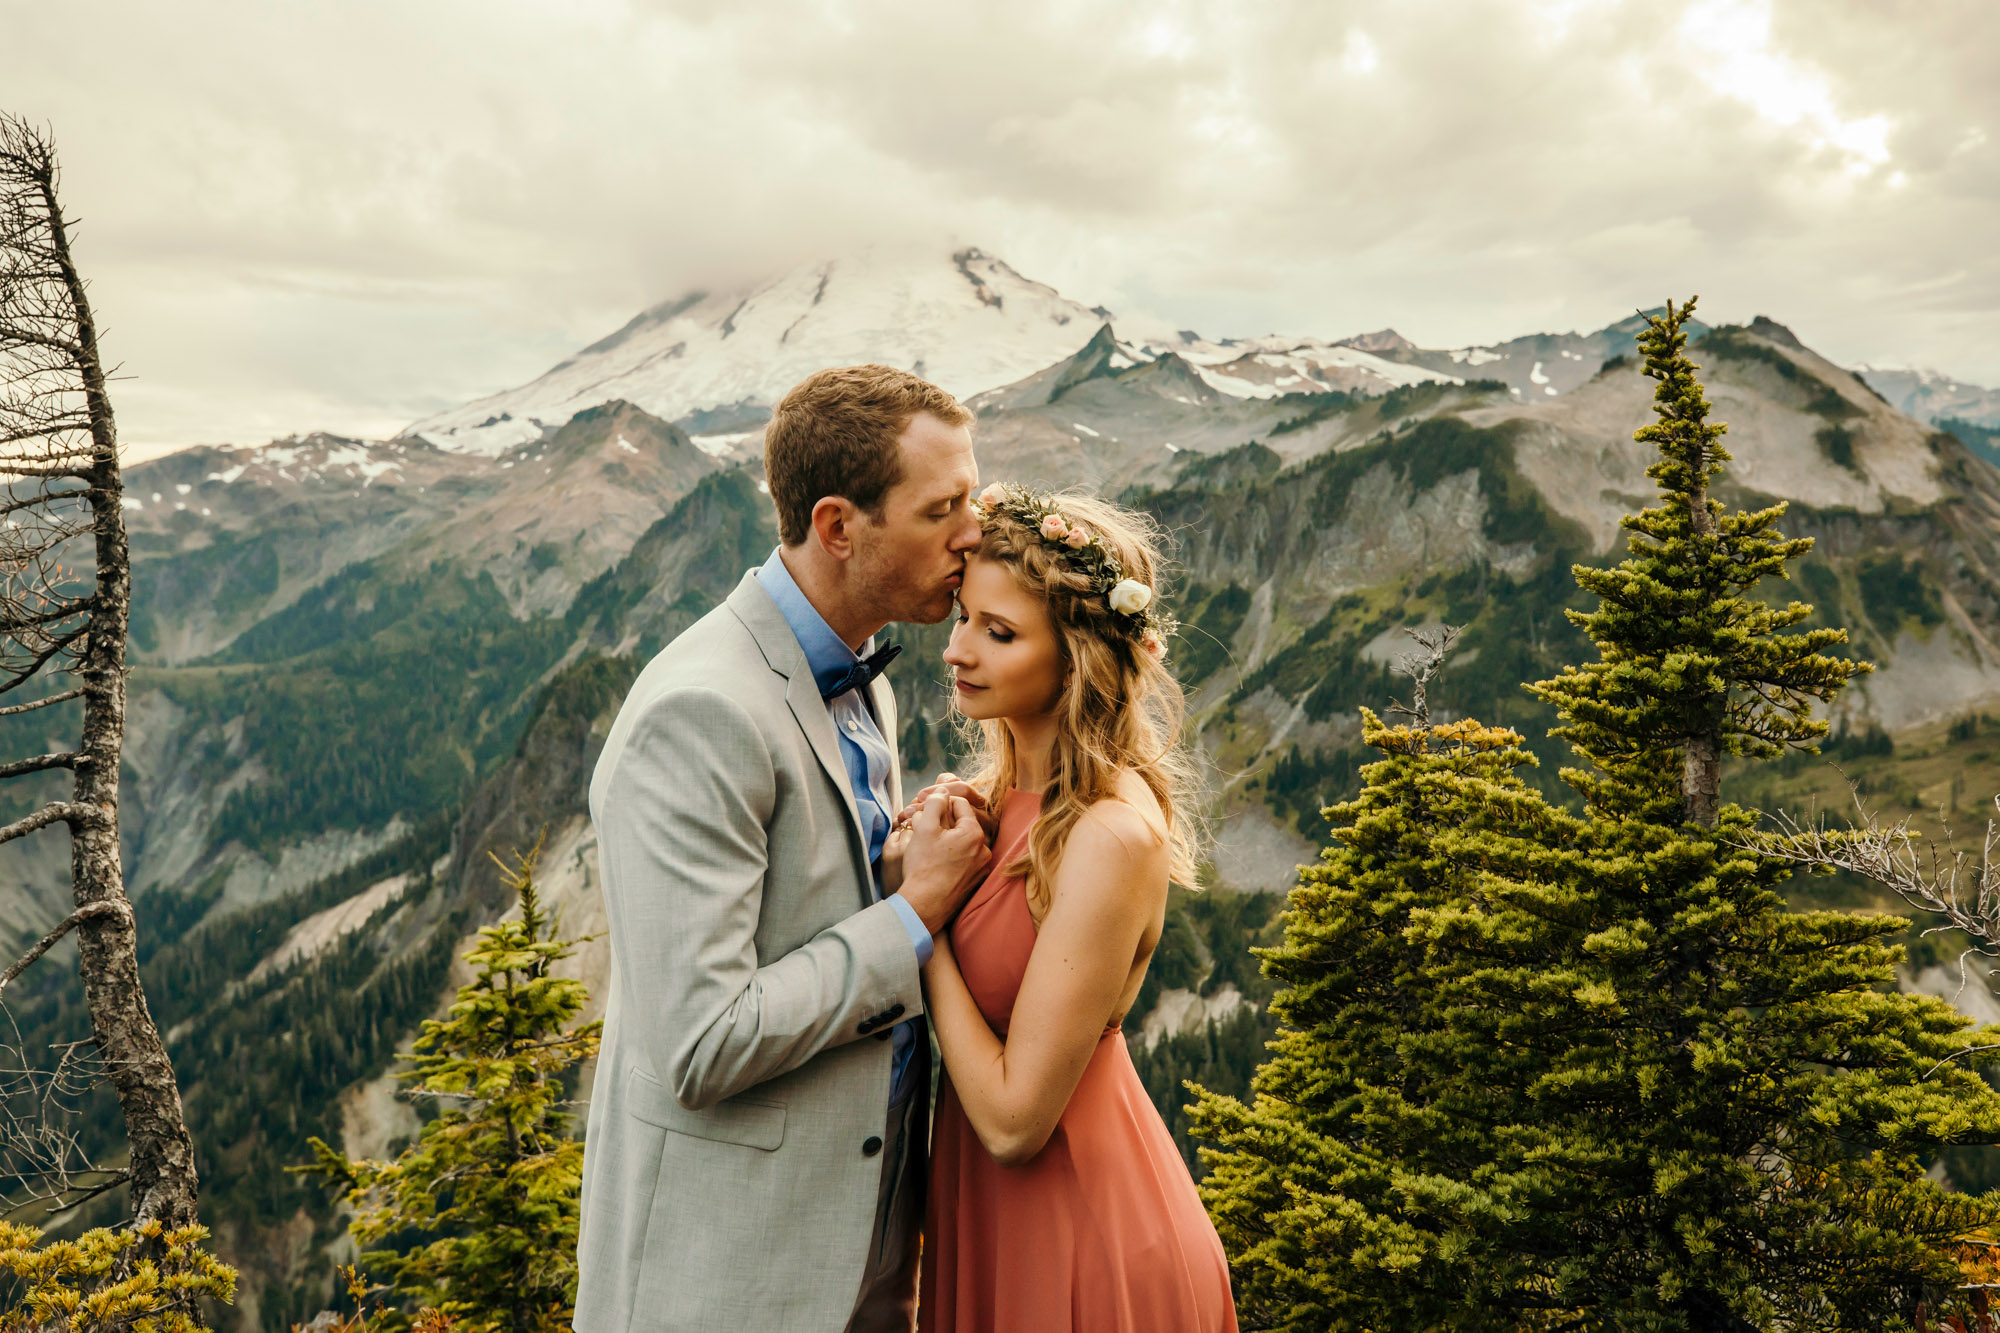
756;549;930;1107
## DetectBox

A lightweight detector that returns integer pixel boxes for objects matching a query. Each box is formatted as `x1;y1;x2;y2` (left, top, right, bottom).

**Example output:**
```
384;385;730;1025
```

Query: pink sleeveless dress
919;791;1239;1333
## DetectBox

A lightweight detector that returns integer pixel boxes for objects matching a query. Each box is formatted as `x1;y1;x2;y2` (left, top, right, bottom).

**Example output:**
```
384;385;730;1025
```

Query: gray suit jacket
574;571;925;1333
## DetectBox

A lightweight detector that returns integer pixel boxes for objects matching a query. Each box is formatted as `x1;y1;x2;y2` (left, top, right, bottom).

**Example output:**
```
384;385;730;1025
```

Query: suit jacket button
857;1018;876;1035
885;1003;905;1021
862;1136;883;1157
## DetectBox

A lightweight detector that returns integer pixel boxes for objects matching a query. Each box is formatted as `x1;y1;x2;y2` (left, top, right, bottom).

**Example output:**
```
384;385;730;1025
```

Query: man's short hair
763;365;972;547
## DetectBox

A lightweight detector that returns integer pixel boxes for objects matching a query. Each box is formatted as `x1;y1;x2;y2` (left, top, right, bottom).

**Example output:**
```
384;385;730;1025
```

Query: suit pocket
626;1065;787;1151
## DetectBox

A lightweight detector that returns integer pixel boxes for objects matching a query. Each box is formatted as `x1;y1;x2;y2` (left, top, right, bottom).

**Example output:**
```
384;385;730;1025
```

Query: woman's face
943;555;1065;723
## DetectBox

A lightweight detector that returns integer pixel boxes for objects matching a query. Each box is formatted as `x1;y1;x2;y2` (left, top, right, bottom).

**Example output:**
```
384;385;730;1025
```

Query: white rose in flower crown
1108;579;1153;616
1040;514;1069;541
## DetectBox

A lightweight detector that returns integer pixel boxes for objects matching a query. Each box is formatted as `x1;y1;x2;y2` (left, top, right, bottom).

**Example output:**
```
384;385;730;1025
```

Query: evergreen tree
1194;703;1583;1330
301;840;600;1333
1196;299;2000;1331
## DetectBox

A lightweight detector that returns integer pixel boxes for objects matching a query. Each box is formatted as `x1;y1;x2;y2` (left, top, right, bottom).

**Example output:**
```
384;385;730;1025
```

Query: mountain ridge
8;248;2000;1328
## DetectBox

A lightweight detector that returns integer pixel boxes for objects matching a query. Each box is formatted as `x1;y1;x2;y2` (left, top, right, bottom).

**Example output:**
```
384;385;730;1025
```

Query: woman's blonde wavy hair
955;490;1205;920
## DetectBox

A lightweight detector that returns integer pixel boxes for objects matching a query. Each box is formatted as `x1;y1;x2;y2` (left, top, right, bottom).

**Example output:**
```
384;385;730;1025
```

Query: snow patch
319;444;402;482
121;496;142;510
689;431;758;459
1192;343;1454;399
1071;422;1100;437
1529;361;1551;386
615;435;639;455
205;465;246;485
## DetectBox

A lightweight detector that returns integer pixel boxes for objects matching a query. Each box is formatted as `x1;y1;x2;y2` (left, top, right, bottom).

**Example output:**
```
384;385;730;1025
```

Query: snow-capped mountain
1139;330;1458;398
404;248;1486;457
1342;313;1718;405
405;248;1115;456
1857;364;2000;429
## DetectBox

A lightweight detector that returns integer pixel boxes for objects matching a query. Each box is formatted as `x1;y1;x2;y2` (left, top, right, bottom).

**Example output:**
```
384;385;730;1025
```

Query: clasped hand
883;773;996;936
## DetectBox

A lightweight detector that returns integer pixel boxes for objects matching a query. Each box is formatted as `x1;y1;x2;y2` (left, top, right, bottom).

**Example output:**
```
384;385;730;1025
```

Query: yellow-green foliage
1194;300;2000;1332
0;1221;236;1333
298;841;600;1333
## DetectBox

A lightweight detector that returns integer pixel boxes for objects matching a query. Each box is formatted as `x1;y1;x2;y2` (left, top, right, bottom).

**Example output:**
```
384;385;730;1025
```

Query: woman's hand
893;788;994;935
883;772;984;896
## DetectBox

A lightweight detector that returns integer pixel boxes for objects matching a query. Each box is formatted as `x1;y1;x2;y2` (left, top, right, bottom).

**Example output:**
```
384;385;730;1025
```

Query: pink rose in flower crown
1063;527;1089;549
1142;632;1166;659
978;483;1007;508
1039;514;1069;542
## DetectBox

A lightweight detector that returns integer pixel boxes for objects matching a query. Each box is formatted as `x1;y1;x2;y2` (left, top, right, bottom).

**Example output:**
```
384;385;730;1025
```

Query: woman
887;484;1238;1333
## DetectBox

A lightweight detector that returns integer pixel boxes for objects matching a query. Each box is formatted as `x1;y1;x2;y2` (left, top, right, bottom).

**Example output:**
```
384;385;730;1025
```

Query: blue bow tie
823;642;901;700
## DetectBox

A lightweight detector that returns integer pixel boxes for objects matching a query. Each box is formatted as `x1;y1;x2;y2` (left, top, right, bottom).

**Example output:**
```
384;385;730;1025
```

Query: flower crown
972;483;1177;657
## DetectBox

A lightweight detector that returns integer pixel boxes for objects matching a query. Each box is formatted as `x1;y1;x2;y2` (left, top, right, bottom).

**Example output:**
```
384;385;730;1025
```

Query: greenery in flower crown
972;482;1178;650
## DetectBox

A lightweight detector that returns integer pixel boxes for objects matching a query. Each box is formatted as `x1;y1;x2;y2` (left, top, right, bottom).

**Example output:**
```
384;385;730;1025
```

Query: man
575;364;994;1333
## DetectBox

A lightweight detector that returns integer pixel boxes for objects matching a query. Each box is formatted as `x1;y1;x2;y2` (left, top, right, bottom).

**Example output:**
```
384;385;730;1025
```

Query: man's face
848;412;981;627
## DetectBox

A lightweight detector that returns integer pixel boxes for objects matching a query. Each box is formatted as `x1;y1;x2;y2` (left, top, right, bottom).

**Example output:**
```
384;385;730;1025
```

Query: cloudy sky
6;0;1995;451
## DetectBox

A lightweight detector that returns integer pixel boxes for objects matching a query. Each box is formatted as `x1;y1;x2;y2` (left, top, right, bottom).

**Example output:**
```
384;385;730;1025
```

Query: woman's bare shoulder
1104;769;1169;832
1069;774;1169;869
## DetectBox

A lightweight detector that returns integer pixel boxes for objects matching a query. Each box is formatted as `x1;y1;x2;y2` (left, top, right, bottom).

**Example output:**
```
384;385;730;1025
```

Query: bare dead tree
1752;798;2000;955
0;1015;123;1214
1386;623;1462;732
1747;792;2000;1078
0;115;198;1226
1752;794;2000;983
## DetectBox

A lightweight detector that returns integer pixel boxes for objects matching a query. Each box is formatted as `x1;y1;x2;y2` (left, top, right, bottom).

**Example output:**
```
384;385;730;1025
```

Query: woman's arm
924;799;1167;1167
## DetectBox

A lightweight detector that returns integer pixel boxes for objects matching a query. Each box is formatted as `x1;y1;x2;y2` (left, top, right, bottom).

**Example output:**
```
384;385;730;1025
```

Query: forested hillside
8;253;2000;1328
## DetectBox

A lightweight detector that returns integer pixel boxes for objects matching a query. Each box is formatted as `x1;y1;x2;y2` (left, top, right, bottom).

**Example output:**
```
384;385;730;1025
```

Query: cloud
1;0;1993;446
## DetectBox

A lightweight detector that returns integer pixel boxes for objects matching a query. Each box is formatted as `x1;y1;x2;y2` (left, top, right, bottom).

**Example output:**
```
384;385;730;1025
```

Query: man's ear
809;496;856;561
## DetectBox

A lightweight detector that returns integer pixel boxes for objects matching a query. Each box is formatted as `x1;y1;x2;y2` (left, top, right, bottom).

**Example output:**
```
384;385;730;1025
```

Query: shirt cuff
887;893;935;967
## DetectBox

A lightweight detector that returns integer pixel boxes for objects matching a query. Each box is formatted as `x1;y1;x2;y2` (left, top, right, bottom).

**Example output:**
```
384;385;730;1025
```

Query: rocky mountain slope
8;249;2000;1327
1860;363;2000;430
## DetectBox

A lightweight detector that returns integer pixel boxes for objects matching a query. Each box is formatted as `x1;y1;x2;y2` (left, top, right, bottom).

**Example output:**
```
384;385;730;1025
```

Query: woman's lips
954;678;986;695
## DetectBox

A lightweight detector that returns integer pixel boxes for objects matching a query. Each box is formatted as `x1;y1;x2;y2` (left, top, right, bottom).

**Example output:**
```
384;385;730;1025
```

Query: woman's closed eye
955;609;1014;643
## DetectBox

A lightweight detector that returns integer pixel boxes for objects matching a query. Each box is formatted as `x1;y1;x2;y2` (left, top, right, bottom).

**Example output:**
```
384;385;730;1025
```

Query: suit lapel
726;572;873;886
786;669;869;860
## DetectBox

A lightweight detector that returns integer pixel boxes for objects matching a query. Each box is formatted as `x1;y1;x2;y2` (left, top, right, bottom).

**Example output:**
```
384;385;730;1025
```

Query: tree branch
0;799;77;848
0;750;84;780
0;896;128;999
0;685;81;716
0;462;91;480
37;1167;131;1216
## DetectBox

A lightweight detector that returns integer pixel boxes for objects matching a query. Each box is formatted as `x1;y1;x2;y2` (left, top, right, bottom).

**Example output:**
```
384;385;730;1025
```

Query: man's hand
894;789;993;936
878;823;911;894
